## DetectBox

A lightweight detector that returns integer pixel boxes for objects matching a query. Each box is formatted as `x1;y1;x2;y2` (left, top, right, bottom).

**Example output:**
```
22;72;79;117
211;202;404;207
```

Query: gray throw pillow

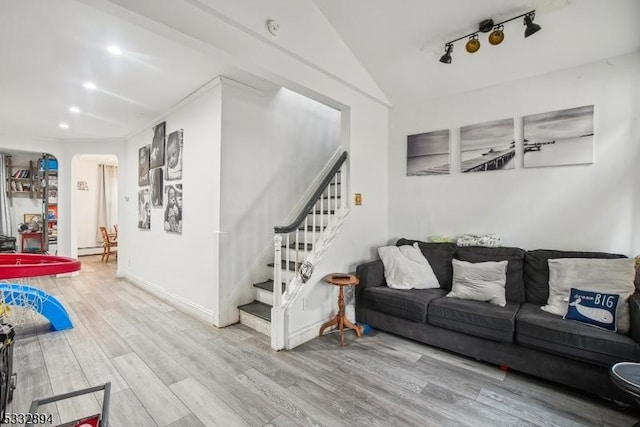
447;259;508;307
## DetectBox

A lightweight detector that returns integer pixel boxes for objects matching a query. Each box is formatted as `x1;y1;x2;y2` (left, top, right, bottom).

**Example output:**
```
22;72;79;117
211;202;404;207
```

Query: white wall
218;81;341;326
389;52;640;255
122;80;222;323
75;155;118;254
74;0;391;340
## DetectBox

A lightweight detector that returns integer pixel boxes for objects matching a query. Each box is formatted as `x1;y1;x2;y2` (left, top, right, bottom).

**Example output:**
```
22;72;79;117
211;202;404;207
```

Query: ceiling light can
265;19;280;37
107;45;122;55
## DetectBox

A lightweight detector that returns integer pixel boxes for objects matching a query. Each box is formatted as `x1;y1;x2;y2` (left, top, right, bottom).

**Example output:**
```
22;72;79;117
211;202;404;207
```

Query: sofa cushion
362;287;447;323
428;297;519;343
397;239;457;291
516;303;640;366
456;246;526;303
524;249;626;306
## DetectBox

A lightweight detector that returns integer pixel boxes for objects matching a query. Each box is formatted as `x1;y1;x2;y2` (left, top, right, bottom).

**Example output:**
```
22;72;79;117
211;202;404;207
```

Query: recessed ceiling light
69;106;81;113
83;82;96;90
107;45;122;55
59;123;69;129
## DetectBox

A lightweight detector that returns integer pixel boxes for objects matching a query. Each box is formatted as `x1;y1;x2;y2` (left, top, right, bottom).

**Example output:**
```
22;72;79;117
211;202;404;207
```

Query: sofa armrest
356;260;385;289
355;260;385;318
629;292;640;344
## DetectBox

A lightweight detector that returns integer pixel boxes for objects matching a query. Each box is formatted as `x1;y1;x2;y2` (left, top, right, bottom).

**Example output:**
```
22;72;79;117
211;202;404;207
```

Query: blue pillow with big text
564;288;619;331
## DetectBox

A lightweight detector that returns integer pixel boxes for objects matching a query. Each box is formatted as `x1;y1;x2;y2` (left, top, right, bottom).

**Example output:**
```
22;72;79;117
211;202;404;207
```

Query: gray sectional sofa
355;238;640;404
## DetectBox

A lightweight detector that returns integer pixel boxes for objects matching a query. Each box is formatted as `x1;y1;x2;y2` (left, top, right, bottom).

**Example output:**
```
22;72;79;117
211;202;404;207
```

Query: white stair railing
271;152;348;350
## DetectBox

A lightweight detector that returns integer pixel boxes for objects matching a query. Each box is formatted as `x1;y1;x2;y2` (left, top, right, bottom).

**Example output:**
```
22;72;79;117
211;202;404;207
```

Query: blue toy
0;283;73;331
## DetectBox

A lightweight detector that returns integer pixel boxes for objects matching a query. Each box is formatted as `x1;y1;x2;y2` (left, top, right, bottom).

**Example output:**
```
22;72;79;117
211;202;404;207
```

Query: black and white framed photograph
523;105;594;168
164;183;182;234
138;189;150;229
460;118;514;173
150;121;166;169
150;168;163;207
166;129;183;181
138;144;150;186
406;129;450;175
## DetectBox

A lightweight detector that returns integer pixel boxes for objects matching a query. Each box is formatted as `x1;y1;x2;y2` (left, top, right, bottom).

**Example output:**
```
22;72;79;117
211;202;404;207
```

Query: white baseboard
78;247;104;257
124;273;216;325
286;318;330;349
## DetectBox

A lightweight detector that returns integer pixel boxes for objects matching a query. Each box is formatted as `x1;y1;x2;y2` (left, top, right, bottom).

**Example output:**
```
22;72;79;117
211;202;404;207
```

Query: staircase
238;151;348;346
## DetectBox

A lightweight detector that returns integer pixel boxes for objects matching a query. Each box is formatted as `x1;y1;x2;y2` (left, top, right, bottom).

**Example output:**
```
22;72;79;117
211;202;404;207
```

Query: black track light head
439;43;453;64
524;13;541;37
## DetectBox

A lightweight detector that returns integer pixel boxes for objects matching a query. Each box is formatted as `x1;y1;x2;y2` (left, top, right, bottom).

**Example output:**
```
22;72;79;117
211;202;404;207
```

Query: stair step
253;279;286;293
298;225;326;232
320;195;341;200
238;300;272;322
267;260;298;272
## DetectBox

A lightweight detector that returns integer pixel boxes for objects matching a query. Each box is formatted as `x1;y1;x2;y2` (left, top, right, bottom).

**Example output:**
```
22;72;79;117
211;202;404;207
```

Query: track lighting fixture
438;10;541;64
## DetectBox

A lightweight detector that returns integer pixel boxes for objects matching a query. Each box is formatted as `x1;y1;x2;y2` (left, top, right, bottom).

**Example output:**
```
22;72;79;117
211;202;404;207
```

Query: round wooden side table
319;273;363;346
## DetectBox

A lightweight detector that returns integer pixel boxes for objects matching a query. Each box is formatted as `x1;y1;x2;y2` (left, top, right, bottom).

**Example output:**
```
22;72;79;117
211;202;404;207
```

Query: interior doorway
73;154;119;257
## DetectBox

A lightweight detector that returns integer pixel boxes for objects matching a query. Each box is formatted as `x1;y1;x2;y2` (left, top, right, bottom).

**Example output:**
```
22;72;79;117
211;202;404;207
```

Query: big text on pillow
542;257;636;334
377;243;440;290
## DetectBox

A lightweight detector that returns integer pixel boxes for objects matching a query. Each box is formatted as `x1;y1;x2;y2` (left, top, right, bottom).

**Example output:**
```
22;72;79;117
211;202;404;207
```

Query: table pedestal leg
318;286;363;345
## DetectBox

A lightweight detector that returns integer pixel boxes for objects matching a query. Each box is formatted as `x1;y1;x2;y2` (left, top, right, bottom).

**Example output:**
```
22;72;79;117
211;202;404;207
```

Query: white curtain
96;164;118;242
0;155;12;236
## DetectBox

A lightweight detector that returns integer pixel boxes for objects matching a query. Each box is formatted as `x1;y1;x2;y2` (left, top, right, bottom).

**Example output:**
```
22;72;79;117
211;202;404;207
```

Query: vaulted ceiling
0;0;638;140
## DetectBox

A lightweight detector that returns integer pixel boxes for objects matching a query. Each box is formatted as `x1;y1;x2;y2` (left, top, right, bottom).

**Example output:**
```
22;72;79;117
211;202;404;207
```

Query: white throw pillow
378;244;440;290
542;258;636;334
447;259;508;307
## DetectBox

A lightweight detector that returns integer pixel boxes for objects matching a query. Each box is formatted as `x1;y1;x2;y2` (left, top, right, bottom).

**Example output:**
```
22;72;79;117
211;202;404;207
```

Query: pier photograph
407;129;450;175
524;105;594;168
460;118;514;173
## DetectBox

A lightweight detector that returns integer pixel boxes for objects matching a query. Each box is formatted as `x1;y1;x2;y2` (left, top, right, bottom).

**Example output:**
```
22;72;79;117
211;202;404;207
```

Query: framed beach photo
523;105;594;168
460;118;514;173
406;129;450;176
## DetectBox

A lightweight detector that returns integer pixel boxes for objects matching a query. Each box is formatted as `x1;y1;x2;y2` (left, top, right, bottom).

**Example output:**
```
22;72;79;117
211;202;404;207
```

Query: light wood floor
5;255;640;426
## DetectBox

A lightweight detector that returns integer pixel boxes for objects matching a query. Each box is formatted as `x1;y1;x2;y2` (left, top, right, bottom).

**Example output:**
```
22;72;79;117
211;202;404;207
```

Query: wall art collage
406;105;594;176
138;122;184;234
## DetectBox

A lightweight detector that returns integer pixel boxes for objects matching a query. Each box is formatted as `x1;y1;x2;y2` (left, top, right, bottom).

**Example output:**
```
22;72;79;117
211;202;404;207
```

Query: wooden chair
99;226;117;262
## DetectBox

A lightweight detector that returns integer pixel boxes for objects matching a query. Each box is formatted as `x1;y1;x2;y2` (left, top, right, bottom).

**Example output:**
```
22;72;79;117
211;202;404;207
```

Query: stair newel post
273;234;283;308
271;234;286;350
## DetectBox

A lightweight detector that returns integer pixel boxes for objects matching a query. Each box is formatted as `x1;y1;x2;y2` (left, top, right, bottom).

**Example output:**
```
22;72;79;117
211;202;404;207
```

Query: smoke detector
265;19;280;37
